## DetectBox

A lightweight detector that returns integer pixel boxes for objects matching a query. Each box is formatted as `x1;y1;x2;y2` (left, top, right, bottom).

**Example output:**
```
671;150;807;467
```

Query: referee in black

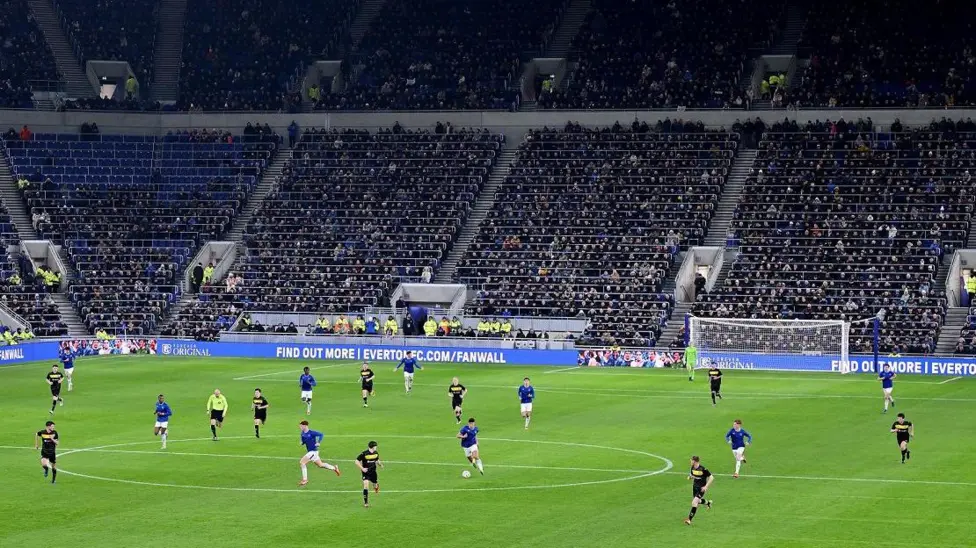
355;441;382;508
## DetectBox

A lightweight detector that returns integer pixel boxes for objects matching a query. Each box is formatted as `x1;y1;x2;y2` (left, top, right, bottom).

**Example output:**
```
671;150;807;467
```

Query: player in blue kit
297;420;340;486
725;419;752;478
518;377;535;429
457;418;484;475
879;364;896;413
154;394;173;449
299;367;316;415
60;345;76;391
394;351;422;394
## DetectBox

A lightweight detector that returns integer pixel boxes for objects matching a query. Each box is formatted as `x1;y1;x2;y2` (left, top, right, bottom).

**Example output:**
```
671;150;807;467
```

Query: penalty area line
664;470;976;488
544;366;581;374
938;376;963;384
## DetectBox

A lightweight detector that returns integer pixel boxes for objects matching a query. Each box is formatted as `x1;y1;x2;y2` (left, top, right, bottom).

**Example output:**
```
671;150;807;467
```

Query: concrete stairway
656;301;692;349
521;100;538;111
50;293;88;336
966;219;976;248
703;149;756;247
155;293;194;334
27;0;94;98
544;0;591;58
149;0;187;102
434;148;518;283
348;0;387;50
712;249;738;289
769;2;807;55
936;257;953;293
224;149;291;242
935;307;969;354
0;159;39;240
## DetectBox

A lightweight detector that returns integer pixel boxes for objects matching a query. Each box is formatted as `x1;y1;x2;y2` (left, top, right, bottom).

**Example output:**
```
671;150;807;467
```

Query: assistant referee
206;389;229;441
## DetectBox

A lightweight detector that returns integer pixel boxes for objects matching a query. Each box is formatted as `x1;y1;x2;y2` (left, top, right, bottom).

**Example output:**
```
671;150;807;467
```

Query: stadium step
544;0;592;58
712;249;738;289
703;148;757;247
656;301;693;350
936;258;953;292
521;100;537;111
27;0;95;99
434;148;519;284
936;307;970;354
50;293;89;337
0;157;40;240
348;0;387;48
769;2;807;55
966;220;976;248
33;98;57;111
155;293;195;335
149;0;188;102
225;147;292;242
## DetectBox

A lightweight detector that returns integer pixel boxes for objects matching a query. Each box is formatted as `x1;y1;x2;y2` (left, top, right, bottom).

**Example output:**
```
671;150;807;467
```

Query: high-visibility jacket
500;321;512;335
384;320;398;335
424;319;437;336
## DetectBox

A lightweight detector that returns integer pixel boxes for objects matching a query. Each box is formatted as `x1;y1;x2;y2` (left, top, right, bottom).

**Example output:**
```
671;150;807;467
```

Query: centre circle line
55;434;674;494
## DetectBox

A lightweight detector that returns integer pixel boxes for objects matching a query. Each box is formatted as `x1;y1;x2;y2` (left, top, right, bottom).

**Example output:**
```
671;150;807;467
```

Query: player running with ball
725;419;752;478
457;418;484;475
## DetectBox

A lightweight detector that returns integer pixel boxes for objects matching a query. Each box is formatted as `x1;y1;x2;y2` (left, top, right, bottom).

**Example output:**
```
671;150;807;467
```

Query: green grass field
2;357;975;548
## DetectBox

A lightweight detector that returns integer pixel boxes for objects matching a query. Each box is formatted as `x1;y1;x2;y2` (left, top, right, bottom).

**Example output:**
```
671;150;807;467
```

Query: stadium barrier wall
5;340;976;376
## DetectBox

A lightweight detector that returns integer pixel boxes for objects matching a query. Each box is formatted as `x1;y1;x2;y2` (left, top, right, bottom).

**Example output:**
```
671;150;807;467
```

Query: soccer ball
461;470;472;479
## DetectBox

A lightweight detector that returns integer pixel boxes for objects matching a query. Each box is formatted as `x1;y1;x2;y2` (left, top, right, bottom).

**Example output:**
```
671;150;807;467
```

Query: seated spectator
540;0;782;110
319;0;565;111
0;2;59;109
57;0;157;86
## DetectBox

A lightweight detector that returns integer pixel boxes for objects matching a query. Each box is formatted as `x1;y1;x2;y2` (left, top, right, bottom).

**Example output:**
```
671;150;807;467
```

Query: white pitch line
938;376;963;384
226;378;976;402
232;361;359;380
47;447;647;474
543;366;580;374
662;470;976;488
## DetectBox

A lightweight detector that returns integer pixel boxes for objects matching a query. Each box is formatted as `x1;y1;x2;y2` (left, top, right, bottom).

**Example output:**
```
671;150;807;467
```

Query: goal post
685;316;879;374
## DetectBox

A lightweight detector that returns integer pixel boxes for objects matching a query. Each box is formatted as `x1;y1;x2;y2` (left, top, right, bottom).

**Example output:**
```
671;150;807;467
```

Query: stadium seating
178;0;360;111
56;0;158;86
319;0;566;111
0;202;67;337
2;128;278;335
539;0;781;110
456;120;739;347
0;0;60;109
795;1;976;108
164;125;504;340
694;119;976;355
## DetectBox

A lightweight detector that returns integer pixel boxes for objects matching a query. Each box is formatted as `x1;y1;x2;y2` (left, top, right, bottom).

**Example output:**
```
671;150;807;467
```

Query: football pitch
2;357;975;548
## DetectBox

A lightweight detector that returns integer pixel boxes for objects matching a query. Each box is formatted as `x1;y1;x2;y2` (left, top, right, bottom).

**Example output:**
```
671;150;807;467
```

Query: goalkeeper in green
684;344;697;381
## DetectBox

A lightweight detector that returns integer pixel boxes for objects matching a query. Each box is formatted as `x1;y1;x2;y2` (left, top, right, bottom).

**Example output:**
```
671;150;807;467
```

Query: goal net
687;317;853;373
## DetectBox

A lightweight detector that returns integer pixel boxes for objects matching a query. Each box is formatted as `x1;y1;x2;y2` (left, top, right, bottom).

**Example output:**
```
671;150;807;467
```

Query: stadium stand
178;0;360;111
0;0;60;109
56;0;158;87
693;118;976;356
456;120;739;347
2;127;278;335
164;125;504;341
319;0;566;111
539;0;782;110
795;0;976;108
0;201;67;337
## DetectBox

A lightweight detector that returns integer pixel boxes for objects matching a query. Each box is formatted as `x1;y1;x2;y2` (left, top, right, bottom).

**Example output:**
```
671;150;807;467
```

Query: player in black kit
684;455;713;525
360;362;375;407
891;413;914;463
251;388;270;438
46;364;65;414
707;361;723;406
448;377;467;424
34;421;59;483
355;441;383;507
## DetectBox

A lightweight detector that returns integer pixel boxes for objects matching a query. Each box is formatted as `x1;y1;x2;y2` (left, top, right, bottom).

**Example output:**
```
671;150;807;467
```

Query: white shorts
463;444;479;458
883;387;893;396
520;403;533;413
154;421;168;429
302;451;321;462
301;390;314;400
65;368;74;376
403;372;414;381
732;447;745;458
